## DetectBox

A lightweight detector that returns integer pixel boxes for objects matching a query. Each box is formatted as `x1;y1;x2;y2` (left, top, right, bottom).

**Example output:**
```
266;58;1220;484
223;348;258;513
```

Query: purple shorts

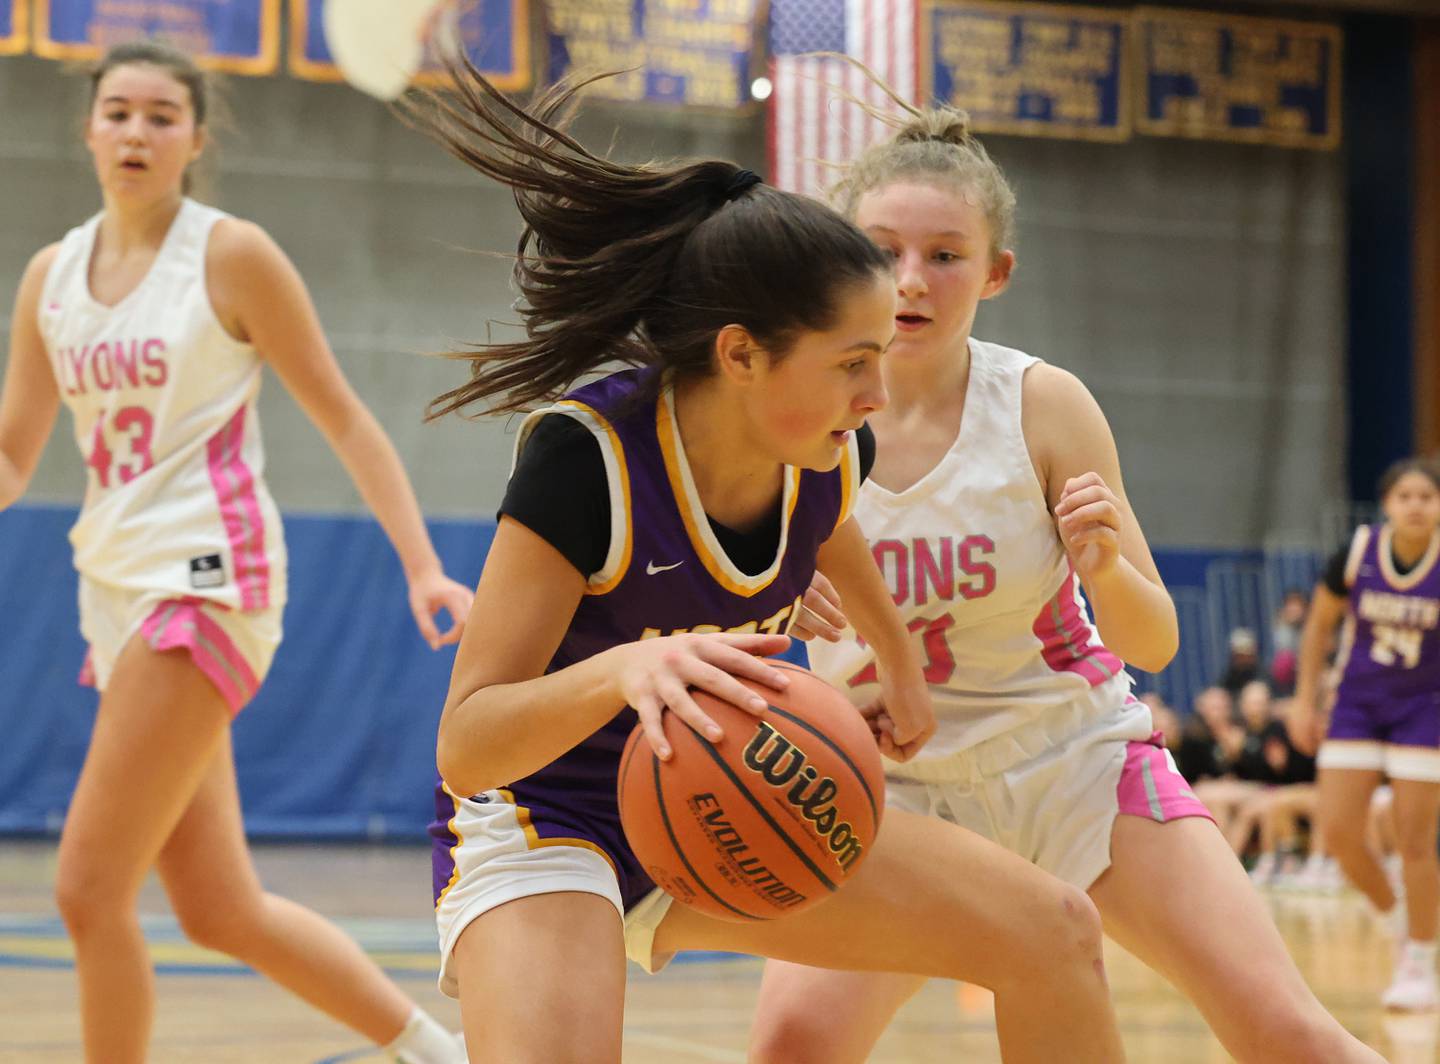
429;776;655;913
1326;690;1440;749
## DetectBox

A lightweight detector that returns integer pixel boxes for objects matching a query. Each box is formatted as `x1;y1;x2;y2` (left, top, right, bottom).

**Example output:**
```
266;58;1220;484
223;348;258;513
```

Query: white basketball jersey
809;339;1131;776
38;199;287;609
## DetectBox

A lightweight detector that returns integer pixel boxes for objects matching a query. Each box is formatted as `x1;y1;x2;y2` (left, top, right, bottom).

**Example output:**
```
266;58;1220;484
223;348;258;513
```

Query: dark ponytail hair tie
722;169;762;202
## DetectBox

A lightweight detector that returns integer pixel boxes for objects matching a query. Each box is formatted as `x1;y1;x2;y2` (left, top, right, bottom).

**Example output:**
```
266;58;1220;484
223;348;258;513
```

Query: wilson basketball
617;660;884;922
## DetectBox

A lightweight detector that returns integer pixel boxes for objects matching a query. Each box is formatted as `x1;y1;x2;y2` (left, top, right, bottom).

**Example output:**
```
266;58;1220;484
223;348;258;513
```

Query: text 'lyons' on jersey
37;199;286;609
500;367;860;796
808;340;1133;771
1336;524;1440;698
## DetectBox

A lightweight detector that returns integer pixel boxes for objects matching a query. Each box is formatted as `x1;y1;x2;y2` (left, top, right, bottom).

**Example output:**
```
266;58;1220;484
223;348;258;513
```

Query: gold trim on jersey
435;782;465;911
496;788;619;875
655;389;799;598
1378;525;1440;591
834;432;861;535
514;400;633;595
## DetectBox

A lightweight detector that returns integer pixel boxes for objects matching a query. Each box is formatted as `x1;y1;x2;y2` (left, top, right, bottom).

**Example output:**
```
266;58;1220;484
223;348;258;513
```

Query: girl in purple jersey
0;42;472;1063
749;87;1382;1064
1292;458;1440;1010
411;61;1128;1062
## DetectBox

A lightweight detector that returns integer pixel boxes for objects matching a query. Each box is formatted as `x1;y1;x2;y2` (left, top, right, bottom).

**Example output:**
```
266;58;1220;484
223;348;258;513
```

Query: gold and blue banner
924;0;1129;142
290;0;531;92
33;0;280;74
1;0;29;55
1134;7;1341;150
545;0;763;110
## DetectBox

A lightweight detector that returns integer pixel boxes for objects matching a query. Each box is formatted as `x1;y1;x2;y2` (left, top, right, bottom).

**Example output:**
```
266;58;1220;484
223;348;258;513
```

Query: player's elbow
1128;626;1179;674
436;707;496;799
0;452;33;511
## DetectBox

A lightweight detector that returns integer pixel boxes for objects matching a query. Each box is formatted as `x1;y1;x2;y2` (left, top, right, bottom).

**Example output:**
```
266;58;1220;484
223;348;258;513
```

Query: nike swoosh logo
646;560;684;575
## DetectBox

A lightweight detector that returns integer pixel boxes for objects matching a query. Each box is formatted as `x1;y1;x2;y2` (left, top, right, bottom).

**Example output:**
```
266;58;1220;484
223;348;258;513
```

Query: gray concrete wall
0;53;1344;547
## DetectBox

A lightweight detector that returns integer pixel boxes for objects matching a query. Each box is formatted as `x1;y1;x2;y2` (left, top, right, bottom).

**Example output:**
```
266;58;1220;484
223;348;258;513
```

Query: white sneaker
1384;943;1440;1012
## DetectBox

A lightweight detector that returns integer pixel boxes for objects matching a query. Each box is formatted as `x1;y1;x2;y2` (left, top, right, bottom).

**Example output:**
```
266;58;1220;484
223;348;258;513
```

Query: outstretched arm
0;245;62;511
206;219;472;646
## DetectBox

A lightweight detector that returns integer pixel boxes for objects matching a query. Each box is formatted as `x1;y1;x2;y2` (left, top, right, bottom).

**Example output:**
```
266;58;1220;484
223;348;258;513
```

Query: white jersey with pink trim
38;199;286;609
808;339;1132;777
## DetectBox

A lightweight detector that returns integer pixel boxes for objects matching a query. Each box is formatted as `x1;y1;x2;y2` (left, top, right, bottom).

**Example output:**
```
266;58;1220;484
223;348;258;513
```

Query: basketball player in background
0;42;473;1063
415;59;1127;1063
1291;458;1440;1010
750;84;1382;1063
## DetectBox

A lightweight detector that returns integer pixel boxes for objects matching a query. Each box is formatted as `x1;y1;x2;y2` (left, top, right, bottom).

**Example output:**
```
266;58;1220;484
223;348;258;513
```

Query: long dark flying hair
404;58;892;418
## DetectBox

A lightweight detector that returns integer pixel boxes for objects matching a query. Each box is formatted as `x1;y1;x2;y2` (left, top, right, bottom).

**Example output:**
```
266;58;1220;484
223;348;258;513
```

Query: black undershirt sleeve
1322;546;1349;597
498;414;611;578
856;420;876;482
498;417;879;580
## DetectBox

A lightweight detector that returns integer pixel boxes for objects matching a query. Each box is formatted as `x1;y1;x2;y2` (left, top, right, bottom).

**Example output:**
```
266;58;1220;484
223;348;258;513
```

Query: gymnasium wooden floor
0;839;1431;1062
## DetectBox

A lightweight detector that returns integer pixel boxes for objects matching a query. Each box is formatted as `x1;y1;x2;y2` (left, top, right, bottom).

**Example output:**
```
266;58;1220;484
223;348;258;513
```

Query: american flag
768;0;921;199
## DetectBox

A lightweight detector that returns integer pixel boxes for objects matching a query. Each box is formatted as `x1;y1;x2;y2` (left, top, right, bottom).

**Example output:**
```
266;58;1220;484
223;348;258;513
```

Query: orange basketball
617;660;884;922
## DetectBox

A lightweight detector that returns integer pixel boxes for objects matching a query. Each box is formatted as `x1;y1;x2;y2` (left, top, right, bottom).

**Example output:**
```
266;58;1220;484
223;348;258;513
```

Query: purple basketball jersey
1336;525;1440;701
431;368;860;908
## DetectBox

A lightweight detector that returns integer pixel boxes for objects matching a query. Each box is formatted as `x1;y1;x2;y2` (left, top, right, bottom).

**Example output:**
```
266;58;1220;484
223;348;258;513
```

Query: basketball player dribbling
1291;458;1440;1010
0;42;472;1063
415;61;1127;1063
750;91;1382;1063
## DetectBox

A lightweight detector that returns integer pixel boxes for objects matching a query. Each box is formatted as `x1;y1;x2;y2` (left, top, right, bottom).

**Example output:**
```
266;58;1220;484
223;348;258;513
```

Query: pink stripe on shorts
1116;732;1214;824
138;599;261;716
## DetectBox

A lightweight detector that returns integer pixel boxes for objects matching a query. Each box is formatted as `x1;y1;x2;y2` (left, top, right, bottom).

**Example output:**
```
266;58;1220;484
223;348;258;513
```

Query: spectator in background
1177;686;1243;783
1220;627;1262;696
1269;589;1309;696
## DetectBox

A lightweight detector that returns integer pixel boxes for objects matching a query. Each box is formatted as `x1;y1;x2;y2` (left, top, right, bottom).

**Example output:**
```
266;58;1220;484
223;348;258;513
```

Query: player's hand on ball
613;633;792;760
790;570;847;642
1054;472;1123;580
859;663;935;762
408;568;476;650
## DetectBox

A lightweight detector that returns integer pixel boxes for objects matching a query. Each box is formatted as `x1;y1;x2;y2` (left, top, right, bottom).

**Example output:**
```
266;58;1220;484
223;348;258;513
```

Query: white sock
385;1008;467;1064
1374;900;1408;939
1405;939;1438;968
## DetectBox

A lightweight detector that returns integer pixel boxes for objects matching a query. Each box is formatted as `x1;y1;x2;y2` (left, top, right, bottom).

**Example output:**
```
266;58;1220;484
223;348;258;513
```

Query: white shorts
432;788;674;999
78;578;282;714
1317;741;1440;783
886;693;1207;889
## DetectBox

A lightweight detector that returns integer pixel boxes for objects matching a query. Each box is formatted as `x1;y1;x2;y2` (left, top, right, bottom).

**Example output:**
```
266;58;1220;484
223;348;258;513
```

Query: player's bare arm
0;245;62;510
1022;362;1178;672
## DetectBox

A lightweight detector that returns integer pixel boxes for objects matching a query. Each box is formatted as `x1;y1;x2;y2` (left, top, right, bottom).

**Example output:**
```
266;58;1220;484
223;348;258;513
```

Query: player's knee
54;860;128;936
748;1016;831;1064
173;898;264;956
997;885;1105;987
1324;820;1366;857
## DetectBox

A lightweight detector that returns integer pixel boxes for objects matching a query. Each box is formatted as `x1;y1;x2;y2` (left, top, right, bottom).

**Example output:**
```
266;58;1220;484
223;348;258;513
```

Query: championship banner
0;0;30;56
546;0;762;110
924;0;1129;142
289;0;531;93
33;0;280;74
1134;7;1341;150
